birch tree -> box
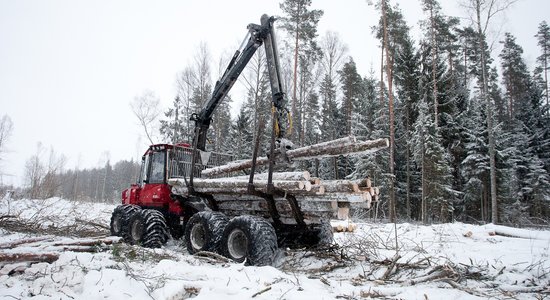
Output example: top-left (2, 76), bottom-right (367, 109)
top-left (131, 90), bottom-right (161, 145)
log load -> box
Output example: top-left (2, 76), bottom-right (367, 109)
top-left (168, 172), bottom-right (378, 224)
top-left (201, 136), bottom-right (389, 177)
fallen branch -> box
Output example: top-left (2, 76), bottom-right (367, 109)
top-left (251, 286), bottom-right (272, 298)
top-left (380, 253), bottom-right (401, 281)
top-left (75, 218), bottom-right (110, 230)
top-left (193, 251), bottom-right (231, 263)
top-left (439, 278), bottom-right (488, 297)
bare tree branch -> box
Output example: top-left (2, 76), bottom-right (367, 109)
top-left (131, 90), bottom-right (161, 145)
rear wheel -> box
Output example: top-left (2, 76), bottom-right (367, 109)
top-left (124, 209), bottom-right (169, 248)
top-left (110, 204), bottom-right (140, 236)
top-left (221, 216), bottom-right (278, 266)
top-left (184, 211), bottom-right (229, 254)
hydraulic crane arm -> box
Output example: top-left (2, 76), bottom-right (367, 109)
top-left (191, 14), bottom-right (288, 151)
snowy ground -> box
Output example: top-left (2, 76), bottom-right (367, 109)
top-left (1, 197), bottom-right (549, 299)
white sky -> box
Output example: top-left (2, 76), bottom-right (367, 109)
top-left (0, 0), bottom-right (548, 187)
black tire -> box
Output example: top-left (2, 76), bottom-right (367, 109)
top-left (315, 221), bottom-right (334, 246)
top-left (124, 209), bottom-right (169, 248)
top-left (221, 216), bottom-right (278, 266)
top-left (110, 204), bottom-right (140, 236)
top-left (185, 211), bottom-right (229, 254)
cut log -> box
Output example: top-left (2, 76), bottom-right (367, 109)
top-left (310, 177), bottom-right (321, 185)
top-left (0, 252), bottom-right (59, 264)
top-left (201, 137), bottom-right (389, 177)
top-left (291, 193), bottom-right (369, 203)
top-left (282, 136), bottom-right (358, 160)
top-left (291, 137), bottom-right (389, 160)
top-left (322, 180), bottom-right (360, 193)
top-left (356, 177), bottom-right (372, 188)
top-left (234, 171), bottom-right (311, 182)
top-left (0, 237), bottom-right (54, 249)
top-left (170, 178), bottom-right (308, 194)
top-left (359, 187), bottom-right (375, 196)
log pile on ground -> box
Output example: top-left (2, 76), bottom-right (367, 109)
top-left (0, 236), bottom-right (121, 275)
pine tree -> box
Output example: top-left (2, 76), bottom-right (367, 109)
top-left (500, 33), bottom-right (532, 124)
top-left (279, 0), bottom-right (323, 143)
top-left (535, 21), bottom-right (550, 109)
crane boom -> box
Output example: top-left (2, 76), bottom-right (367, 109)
top-left (191, 14), bottom-right (288, 151)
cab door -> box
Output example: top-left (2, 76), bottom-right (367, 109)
top-left (139, 150), bottom-right (171, 207)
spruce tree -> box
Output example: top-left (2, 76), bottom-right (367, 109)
top-left (412, 101), bottom-right (454, 223)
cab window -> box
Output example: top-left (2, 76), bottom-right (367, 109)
top-left (148, 151), bottom-right (166, 184)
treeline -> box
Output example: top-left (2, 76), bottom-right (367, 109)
top-left (12, 143), bottom-right (140, 203)
top-left (156, 0), bottom-right (550, 225)
top-left (55, 160), bottom-right (140, 203)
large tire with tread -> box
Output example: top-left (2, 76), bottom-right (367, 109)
top-left (185, 211), bottom-right (229, 254)
top-left (221, 216), bottom-right (278, 266)
top-left (124, 209), bottom-right (169, 248)
top-left (110, 204), bottom-right (140, 236)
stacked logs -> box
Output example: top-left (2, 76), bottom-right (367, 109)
top-left (169, 171), bottom-right (379, 204)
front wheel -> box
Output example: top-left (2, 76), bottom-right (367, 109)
top-left (221, 216), bottom-right (278, 266)
top-left (124, 209), bottom-right (169, 248)
top-left (110, 204), bottom-right (140, 236)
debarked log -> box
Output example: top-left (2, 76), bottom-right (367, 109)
top-left (322, 180), bottom-right (360, 193)
top-left (201, 137), bottom-right (389, 177)
top-left (233, 171), bottom-right (312, 182)
top-left (168, 178), bottom-right (311, 194)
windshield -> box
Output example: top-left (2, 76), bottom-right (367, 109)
top-left (148, 151), bottom-right (166, 184)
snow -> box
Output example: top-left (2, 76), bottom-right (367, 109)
top-left (1, 197), bottom-right (549, 299)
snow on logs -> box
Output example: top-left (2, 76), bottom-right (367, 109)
top-left (168, 173), bottom-right (380, 207)
top-left (200, 136), bottom-right (389, 177)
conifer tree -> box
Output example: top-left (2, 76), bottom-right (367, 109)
top-left (279, 0), bottom-right (323, 143)
top-left (535, 21), bottom-right (550, 109)
top-left (412, 101), bottom-right (455, 223)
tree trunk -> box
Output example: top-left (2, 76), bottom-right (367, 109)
top-left (475, 0), bottom-right (498, 224)
top-left (382, 0), bottom-right (397, 222)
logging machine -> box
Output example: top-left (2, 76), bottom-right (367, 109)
top-left (110, 14), bottom-right (388, 266)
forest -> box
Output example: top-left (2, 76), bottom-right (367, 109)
top-left (1, 0), bottom-right (549, 226)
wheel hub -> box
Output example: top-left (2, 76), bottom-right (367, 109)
top-left (131, 219), bottom-right (143, 241)
top-left (190, 224), bottom-right (206, 251)
top-left (227, 229), bottom-right (247, 260)
top-left (112, 215), bottom-right (121, 233)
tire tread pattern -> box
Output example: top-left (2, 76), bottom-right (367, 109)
top-left (185, 211), bottom-right (229, 254)
top-left (110, 204), bottom-right (140, 236)
top-left (221, 215), bottom-right (278, 266)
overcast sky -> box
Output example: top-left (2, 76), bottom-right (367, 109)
top-left (0, 0), bottom-right (548, 187)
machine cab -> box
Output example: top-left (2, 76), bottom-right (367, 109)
top-left (122, 144), bottom-right (179, 207)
